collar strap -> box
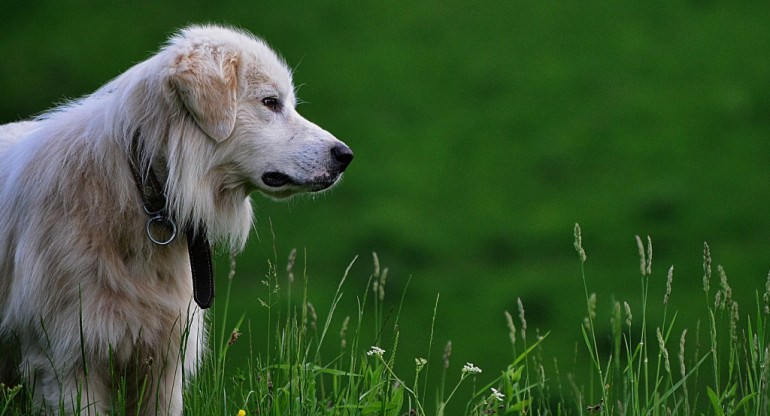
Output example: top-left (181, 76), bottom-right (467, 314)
top-left (187, 226), bottom-right (214, 308)
top-left (129, 131), bottom-right (215, 309)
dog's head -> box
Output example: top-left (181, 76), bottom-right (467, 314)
top-left (165, 25), bottom-right (353, 200)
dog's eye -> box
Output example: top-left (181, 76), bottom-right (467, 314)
top-left (261, 97), bottom-right (281, 112)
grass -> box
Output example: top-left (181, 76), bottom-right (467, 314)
top-left (3, 224), bottom-right (770, 415)
top-left (570, 224), bottom-right (770, 416)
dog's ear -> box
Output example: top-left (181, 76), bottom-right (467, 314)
top-left (169, 48), bottom-right (239, 142)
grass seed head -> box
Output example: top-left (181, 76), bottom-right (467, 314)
top-left (443, 341), bottom-right (452, 369)
top-left (372, 252), bottom-right (380, 279)
top-left (505, 310), bottom-right (516, 345)
top-left (307, 302), bottom-right (317, 332)
top-left (730, 301), bottom-right (739, 344)
top-left (612, 301), bottom-right (621, 335)
top-left (657, 327), bottom-right (671, 374)
top-left (286, 248), bottom-right (297, 283)
top-left (379, 268), bottom-right (388, 301)
top-left (624, 301), bottom-right (632, 327)
top-left (415, 357), bottom-right (427, 373)
top-left (584, 293), bottom-right (597, 330)
top-left (635, 235), bottom-right (652, 276)
top-left (228, 328), bottom-right (241, 346)
top-left (518, 298), bottom-right (527, 341)
top-left (574, 223), bottom-right (586, 262)
top-left (339, 315), bottom-right (350, 349)
top-left (664, 266), bottom-right (674, 306)
top-left (228, 251), bottom-right (237, 280)
top-left (678, 329), bottom-right (687, 378)
top-left (703, 242), bottom-right (712, 294)
top-left (646, 236), bottom-right (653, 275)
top-left (718, 265), bottom-right (732, 310)
top-left (636, 235), bottom-right (646, 276)
top-left (764, 270), bottom-right (770, 314)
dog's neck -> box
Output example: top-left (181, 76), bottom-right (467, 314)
top-left (128, 131), bottom-right (167, 217)
top-left (127, 129), bottom-right (215, 309)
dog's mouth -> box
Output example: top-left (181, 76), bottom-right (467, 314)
top-left (260, 171), bottom-right (340, 198)
top-left (262, 172), bottom-right (293, 187)
top-left (259, 144), bottom-right (353, 199)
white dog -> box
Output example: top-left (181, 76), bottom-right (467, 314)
top-left (0, 25), bottom-right (352, 415)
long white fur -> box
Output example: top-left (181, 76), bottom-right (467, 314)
top-left (0, 25), bottom-right (350, 415)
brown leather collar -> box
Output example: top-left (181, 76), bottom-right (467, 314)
top-left (128, 130), bottom-right (215, 309)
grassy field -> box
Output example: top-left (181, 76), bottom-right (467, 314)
top-left (1, 1), bottom-right (769, 414)
top-left (3, 227), bottom-right (770, 415)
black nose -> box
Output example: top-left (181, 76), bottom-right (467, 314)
top-left (331, 144), bottom-right (354, 172)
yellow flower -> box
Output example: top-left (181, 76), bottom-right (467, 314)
top-left (237, 410), bottom-right (246, 416)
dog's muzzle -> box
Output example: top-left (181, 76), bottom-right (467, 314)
top-left (262, 143), bottom-right (354, 190)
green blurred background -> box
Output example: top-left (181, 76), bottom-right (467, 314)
top-left (2, 0), bottom-right (769, 411)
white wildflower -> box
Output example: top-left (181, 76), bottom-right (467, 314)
top-left (462, 362), bottom-right (482, 375)
top-left (367, 346), bottom-right (385, 357)
top-left (491, 387), bottom-right (505, 402)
